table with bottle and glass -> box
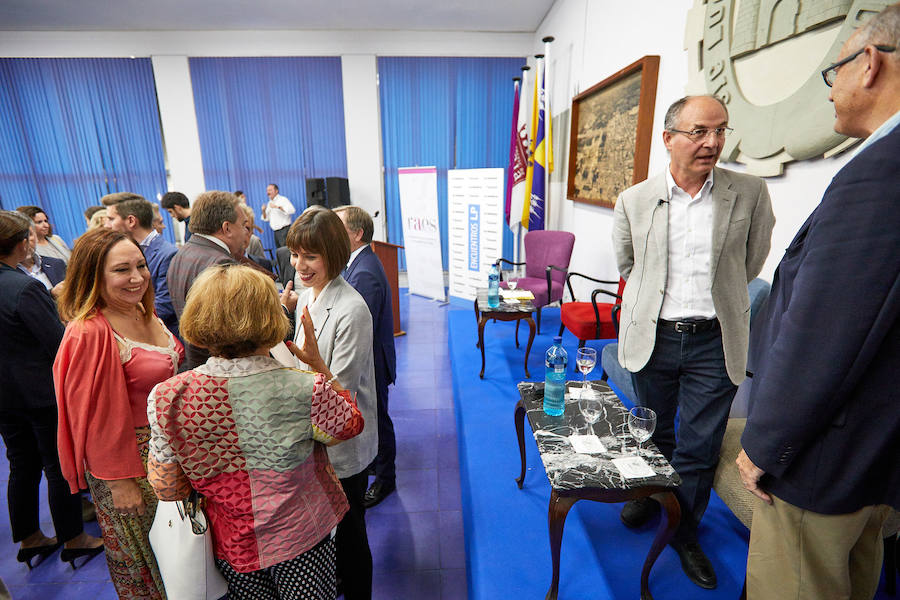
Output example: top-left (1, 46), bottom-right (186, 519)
top-left (473, 287), bottom-right (536, 378)
top-left (514, 380), bottom-right (682, 600)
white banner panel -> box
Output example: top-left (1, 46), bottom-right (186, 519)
top-left (447, 168), bottom-right (505, 301)
top-left (398, 166), bottom-right (446, 301)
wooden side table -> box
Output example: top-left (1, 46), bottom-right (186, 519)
top-left (473, 288), bottom-right (536, 378)
top-left (514, 381), bottom-right (682, 600)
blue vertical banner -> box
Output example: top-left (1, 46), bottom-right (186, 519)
top-left (468, 204), bottom-right (480, 271)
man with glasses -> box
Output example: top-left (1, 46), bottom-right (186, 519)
top-left (613, 95), bottom-right (775, 589)
top-left (738, 5), bottom-right (900, 599)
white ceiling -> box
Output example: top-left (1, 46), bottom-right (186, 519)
top-left (0, 0), bottom-right (555, 32)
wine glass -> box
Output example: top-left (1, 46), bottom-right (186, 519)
top-left (578, 391), bottom-right (603, 435)
top-left (507, 279), bottom-right (518, 291)
top-left (627, 406), bottom-right (656, 456)
top-left (575, 347), bottom-right (597, 394)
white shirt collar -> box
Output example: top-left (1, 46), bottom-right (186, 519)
top-left (347, 244), bottom-right (368, 268)
top-left (136, 229), bottom-right (158, 248)
top-left (856, 107), bottom-right (900, 155)
top-left (666, 165), bottom-right (715, 201)
top-left (194, 233), bottom-right (231, 254)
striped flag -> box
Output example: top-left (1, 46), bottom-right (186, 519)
top-left (506, 72), bottom-right (529, 231)
top-left (527, 58), bottom-right (548, 231)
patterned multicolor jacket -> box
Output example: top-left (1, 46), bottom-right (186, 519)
top-left (147, 355), bottom-right (363, 573)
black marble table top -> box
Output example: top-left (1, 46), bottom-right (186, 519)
top-left (475, 287), bottom-right (534, 313)
top-left (518, 380), bottom-right (681, 492)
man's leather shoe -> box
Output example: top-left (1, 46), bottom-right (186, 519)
top-left (620, 497), bottom-right (660, 528)
top-left (363, 480), bottom-right (395, 509)
top-left (670, 537), bottom-right (717, 589)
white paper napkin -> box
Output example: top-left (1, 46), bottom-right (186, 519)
top-left (568, 435), bottom-right (607, 454)
top-left (612, 456), bottom-right (656, 479)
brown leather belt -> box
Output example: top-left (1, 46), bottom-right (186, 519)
top-left (658, 318), bottom-right (719, 334)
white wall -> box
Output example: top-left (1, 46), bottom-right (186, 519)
top-left (0, 29), bottom-right (531, 241)
top-left (533, 0), bottom-right (854, 298)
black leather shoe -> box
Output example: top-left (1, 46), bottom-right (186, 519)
top-left (620, 497), bottom-right (660, 528)
top-left (670, 537), bottom-right (717, 589)
top-left (363, 480), bottom-right (396, 509)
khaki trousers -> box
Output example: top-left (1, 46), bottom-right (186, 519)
top-left (747, 494), bottom-right (891, 600)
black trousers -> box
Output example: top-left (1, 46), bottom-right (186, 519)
top-left (631, 323), bottom-right (737, 537)
top-left (274, 226), bottom-right (291, 249)
top-left (0, 407), bottom-right (82, 543)
top-left (372, 371), bottom-right (396, 485)
top-left (336, 470), bottom-right (372, 600)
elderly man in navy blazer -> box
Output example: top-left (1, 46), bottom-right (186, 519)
top-left (737, 6), bottom-right (900, 599)
top-left (101, 193), bottom-right (179, 338)
top-left (167, 191), bottom-right (248, 369)
top-left (335, 206), bottom-right (398, 508)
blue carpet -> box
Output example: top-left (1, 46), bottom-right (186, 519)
top-left (448, 302), bottom-right (895, 600)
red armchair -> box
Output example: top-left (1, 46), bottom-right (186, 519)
top-left (558, 273), bottom-right (625, 349)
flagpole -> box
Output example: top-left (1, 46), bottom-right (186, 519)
top-left (543, 36), bottom-right (554, 230)
top-left (515, 65), bottom-right (530, 266)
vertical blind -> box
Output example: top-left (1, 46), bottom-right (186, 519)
top-left (0, 58), bottom-right (170, 245)
top-left (378, 56), bottom-right (523, 269)
top-left (190, 57), bottom-right (348, 252)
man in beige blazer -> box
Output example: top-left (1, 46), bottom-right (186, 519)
top-left (613, 95), bottom-right (774, 589)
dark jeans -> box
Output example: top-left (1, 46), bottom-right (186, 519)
top-left (273, 226), bottom-right (290, 249)
top-left (372, 371), bottom-right (396, 484)
top-left (0, 407), bottom-right (83, 543)
top-left (336, 470), bottom-right (372, 600)
top-left (631, 322), bottom-right (736, 537)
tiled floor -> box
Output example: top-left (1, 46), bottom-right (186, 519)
top-left (0, 290), bottom-right (467, 599)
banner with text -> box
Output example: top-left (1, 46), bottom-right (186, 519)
top-left (448, 168), bottom-right (505, 301)
top-left (398, 166), bottom-right (446, 301)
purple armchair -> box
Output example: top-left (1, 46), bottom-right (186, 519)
top-left (498, 230), bottom-right (575, 333)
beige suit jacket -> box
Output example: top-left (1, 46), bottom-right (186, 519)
top-left (613, 166), bottom-right (775, 384)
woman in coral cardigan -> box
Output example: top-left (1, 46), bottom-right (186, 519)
top-left (147, 265), bottom-right (363, 599)
top-left (54, 228), bottom-right (183, 598)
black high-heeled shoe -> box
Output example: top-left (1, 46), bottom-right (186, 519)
top-left (17, 541), bottom-right (62, 569)
top-left (60, 545), bottom-right (104, 570)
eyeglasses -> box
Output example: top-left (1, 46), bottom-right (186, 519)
top-left (667, 127), bottom-right (733, 142)
top-left (821, 44), bottom-right (896, 87)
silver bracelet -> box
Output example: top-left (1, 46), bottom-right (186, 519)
top-left (326, 374), bottom-right (338, 386)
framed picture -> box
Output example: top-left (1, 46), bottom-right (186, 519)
top-left (566, 55), bottom-right (660, 209)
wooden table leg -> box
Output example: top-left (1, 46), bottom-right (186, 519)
top-left (478, 315), bottom-right (488, 378)
top-left (640, 491), bottom-right (681, 600)
top-left (474, 299), bottom-right (481, 348)
top-left (515, 319), bottom-right (521, 348)
top-left (523, 315), bottom-right (536, 379)
top-left (515, 400), bottom-right (527, 489)
top-left (546, 491), bottom-right (577, 600)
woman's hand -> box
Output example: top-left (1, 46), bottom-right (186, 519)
top-left (280, 280), bottom-right (299, 314)
top-left (106, 478), bottom-right (146, 516)
top-left (287, 306), bottom-right (327, 372)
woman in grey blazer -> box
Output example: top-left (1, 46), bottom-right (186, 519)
top-left (284, 206), bottom-right (377, 600)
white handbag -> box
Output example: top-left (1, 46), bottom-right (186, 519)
top-left (149, 493), bottom-right (229, 600)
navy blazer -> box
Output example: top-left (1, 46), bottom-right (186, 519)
top-left (743, 124), bottom-right (900, 514)
top-left (143, 234), bottom-right (178, 332)
top-left (40, 255), bottom-right (66, 287)
top-left (343, 245), bottom-right (397, 385)
top-left (0, 264), bottom-right (65, 410)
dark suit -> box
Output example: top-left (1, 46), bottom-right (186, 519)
top-left (167, 235), bottom-right (236, 370)
top-left (743, 124), bottom-right (900, 514)
top-left (276, 245), bottom-right (295, 289)
top-left (0, 264), bottom-right (81, 542)
top-left (39, 255), bottom-right (66, 287)
top-left (343, 245), bottom-right (397, 484)
top-left (142, 233), bottom-right (179, 337)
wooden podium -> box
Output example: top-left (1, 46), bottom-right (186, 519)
top-left (372, 240), bottom-right (405, 337)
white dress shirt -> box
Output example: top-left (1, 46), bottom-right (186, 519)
top-left (659, 167), bottom-right (716, 320)
top-left (262, 194), bottom-right (296, 231)
top-left (346, 244), bottom-right (368, 269)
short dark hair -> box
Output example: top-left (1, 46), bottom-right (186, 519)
top-left (111, 198), bottom-right (154, 229)
top-left (101, 192), bottom-right (144, 207)
top-left (285, 206), bottom-right (349, 281)
top-left (333, 205), bottom-right (374, 244)
top-left (160, 191), bottom-right (190, 210)
top-left (15, 205), bottom-right (46, 221)
top-left (0, 210), bottom-right (31, 256)
top-left (267, 183), bottom-right (279, 192)
top-left (189, 191), bottom-right (240, 235)
top-left (664, 95), bottom-right (729, 131)
top-left (233, 190), bottom-right (245, 197)
top-left (84, 206), bottom-right (104, 221)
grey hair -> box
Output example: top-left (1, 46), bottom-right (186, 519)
top-left (855, 3), bottom-right (900, 50)
top-left (664, 95), bottom-right (729, 131)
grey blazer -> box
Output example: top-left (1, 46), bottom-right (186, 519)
top-left (613, 166), bottom-right (775, 384)
top-left (294, 276), bottom-right (378, 479)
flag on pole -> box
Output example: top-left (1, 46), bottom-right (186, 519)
top-left (504, 78), bottom-right (521, 228)
top-left (527, 57), bottom-right (548, 231)
top-left (520, 56), bottom-right (542, 231)
top-left (506, 70), bottom-right (530, 231)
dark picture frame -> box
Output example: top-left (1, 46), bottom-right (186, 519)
top-left (566, 55), bottom-right (660, 209)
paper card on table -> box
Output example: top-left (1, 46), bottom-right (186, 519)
top-left (612, 456), bottom-right (656, 479)
top-left (568, 435), bottom-right (607, 454)
top-left (501, 289), bottom-right (535, 300)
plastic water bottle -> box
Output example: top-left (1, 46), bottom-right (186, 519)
top-left (543, 336), bottom-right (568, 416)
top-left (487, 263), bottom-right (500, 308)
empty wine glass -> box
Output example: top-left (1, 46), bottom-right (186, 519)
top-left (578, 391), bottom-right (603, 436)
top-left (575, 347), bottom-right (597, 394)
top-left (507, 279), bottom-right (518, 291)
top-left (627, 406), bottom-right (656, 456)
